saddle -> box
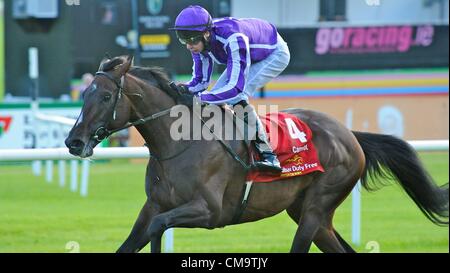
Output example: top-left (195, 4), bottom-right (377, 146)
top-left (231, 111), bottom-right (324, 223)
top-left (246, 112), bottom-right (324, 182)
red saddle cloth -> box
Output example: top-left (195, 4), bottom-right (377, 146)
top-left (247, 112), bottom-right (324, 183)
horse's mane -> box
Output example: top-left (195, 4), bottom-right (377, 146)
top-left (129, 66), bottom-right (171, 89)
top-left (99, 56), bottom-right (178, 99)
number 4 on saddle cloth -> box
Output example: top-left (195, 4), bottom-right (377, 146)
top-left (247, 112), bottom-right (324, 183)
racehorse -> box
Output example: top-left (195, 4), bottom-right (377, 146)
top-left (65, 55), bottom-right (448, 253)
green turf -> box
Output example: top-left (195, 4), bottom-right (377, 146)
top-left (0, 152), bottom-right (448, 253)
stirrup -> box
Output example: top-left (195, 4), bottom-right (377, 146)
top-left (251, 160), bottom-right (282, 173)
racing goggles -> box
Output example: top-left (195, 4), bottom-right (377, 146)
top-left (178, 35), bottom-right (204, 45)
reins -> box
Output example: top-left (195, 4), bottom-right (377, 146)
top-left (92, 70), bottom-right (250, 169)
top-left (94, 67), bottom-right (253, 224)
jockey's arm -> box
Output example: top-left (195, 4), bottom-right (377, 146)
top-left (199, 34), bottom-right (250, 105)
top-left (185, 53), bottom-right (213, 94)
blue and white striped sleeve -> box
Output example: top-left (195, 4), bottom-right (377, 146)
top-left (200, 34), bottom-right (251, 104)
top-left (186, 53), bottom-right (213, 93)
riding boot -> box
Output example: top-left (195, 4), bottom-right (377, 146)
top-left (239, 101), bottom-right (282, 173)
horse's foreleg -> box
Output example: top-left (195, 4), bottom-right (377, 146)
top-left (117, 199), bottom-right (160, 253)
top-left (147, 199), bottom-right (213, 253)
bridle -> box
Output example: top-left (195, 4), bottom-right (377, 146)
top-left (90, 69), bottom-right (249, 169)
top-left (93, 66), bottom-right (252, 225)
top-left (92, 71), bottom-right (172, 142)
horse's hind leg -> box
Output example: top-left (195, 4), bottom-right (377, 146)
top-left (287, 204), bottom-right (355, 253)
top-left (289, 164), bottom-right (360, 253)
top-left (313, 227), bottom-right (347, 253)
top-left (333, 229), bottom-right (356, 253)
top-left (287, 190), bottom-right (324, 252)
top-left (286, 193), bottom-right (304, 223)
top-left (312, 215), bottom-right (356, 253)
top-left (290, 209), bottom-right (322, 253)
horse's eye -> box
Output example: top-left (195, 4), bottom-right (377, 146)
top-left (103, 94), bottom-right (112, 102)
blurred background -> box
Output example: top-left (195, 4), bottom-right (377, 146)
top-left (0, 0), bottom-right (448, 253)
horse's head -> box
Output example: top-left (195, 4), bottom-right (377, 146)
top-left (65, 55), bottom-right (133, 158)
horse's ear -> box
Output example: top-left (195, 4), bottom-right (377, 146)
top-left (98, 56), bottom-right (111, 72)
top-left (126, 54), bottom-right (134, 64)
top-left (117, 55), bottom-right (134, 76)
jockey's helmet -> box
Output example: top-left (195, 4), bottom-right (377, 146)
top-left (170, 5), bottom-right (213, 45)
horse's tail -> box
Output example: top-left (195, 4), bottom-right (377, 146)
top-left (352, 131), bottom-right (449, 226)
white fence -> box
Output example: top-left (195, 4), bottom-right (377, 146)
top-left (0, 147), bottom-right (150, 161)
top-left (0, 140), bottom-right (448, 251)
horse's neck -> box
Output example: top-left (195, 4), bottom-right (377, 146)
top-left (136, 114), bottom-right (176, 156)
top-left (126, 76), bottom-right (180, 157)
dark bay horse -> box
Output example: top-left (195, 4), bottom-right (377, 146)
top-left (65, 56), bottom-right (448, 253)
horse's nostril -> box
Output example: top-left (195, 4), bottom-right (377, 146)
top-left (67, 139), bottom-right (85, 156)
top-left (70, 140), bottom-right (84, 149)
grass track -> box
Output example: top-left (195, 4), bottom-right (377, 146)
top-left (0, 152), bottom-right (448, 253)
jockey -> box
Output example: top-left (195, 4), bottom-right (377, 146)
top-left (171, 5), bottom-right (290, 173)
